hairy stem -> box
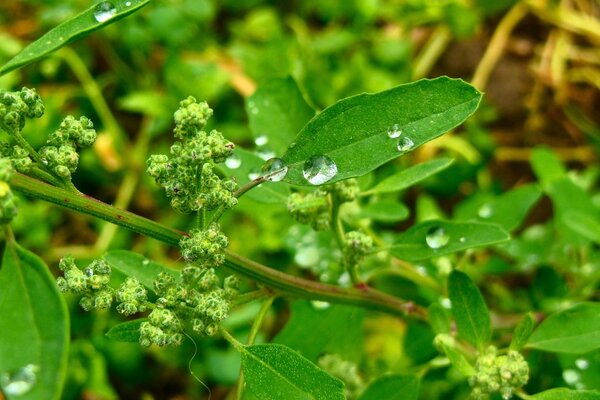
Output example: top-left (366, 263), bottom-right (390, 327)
top-left (11, 173), bottom-right (427, 319)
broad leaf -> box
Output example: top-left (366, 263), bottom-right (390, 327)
top-left (448, 270), bottom-right (491, 350)
top-left (358, 200), bottom-right (410, 223)
top-left (428, 302), bottom-right (452, 334)
top-left (274, 301), bottom-right (364, 362)
top-left (241, 343), bottom-right (345, 400)
top-left (363, 158), bottom-right (454, 195)
top-left (105, 319), bottom-right (146, 343)
top-left (0, 244), bottom-right (69, 400)
top-left (282, 77), bottom-right (482, 185)
top-left (510, 313), bottom-right (535, 351)
top-left (357, 374), bottom-right (420, 400)
top-left (390, 220), bottom-right (510, 261)
top-left (529, 388), bottom-right (600, 400)
top-left (435, 335), bottom-right (476, 376)
top-left (0, 0), bottom-right (150, 75)
top-left (103, 250), bottom-right (178, 291)
top-left (221, 147), bottom-right (289, 204)
top-left (526, 303), bottom-right (600, 354)
top-left (246, 77), bottom-right (315, 155)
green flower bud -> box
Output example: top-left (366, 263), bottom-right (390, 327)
top-left (173, 97), bottom-right (213, 139)
top-left (469, 347), bottom-right (529, 400)
top-left (326, 179), bottom-right (359, 203)
top-left (287, 190), bottom-right (330, 231)
top-left (180, 223), bottom-right (228, 268)
top-left (342, 230), bottom-right (373, 271)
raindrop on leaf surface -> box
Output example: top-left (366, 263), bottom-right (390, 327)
top-left (425, 226), bottom-right (449, 249)
top-left (0, 364), bottom-right (39, 396)
top-left (93, 1), bottom-right (117, 23)
top-left (387, 123), bottom-right (402, 139)
top-left (302, 155), bottom-right (337, 185)
top-left (397, 137), bottom-right (414, 152)
top-left (261, 158), bottom-right (288, 182)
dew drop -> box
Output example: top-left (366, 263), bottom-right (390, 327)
top-left (387, 123), bottom-right (402, 139)
top-left (125, 1), bottom-right (132, 5)
top-left (563, 369), bottom-right (581, 386)
top-left (478, 203), bottom-right (493, 219)
top-left (440, 298), bottom-right (452, 309)
top-left (85, 267), bottom-right (94, 278)
top-left (261, 158), bottom-right (288, 182)
top-left (459, 236), bottom-right (466, 243)
top-left (1, 364), bottom-right (39, 396)
top-left (248, 169), bottom-right (261, 180)
top-left (142, 259), bottom-right (150, 266)
top-left (302, 155), bottom-right (337, 185)
top-left (224, 154), bottom-right (242, 169)
top-left (425, 226), bottom-right (449, 249)
top-left (93, 1), bottom-right (117, 23)
top-left (254, 135), bottom-right (268, 147)
top-left (256, 148), bottom-right (275, 161)
top-left (575, 358), bottom-right (590, 370)
top-left (310, 300), bottom-right (330, 310)
top-left (397, 137), bottom-right (414, 152)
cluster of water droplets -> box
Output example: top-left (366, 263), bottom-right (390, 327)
top-left (562, 358), bottom-right (590, 390)
top-left (387, 123), bottom-right (415, 153)
top-left (0, 364), bottom-right (39, 396)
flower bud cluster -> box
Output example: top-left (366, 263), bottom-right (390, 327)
top-left (469, 346), bottom-right (529, 400)
top-left (287, 189), bottom-right (330, 231)
top-left (0, 158), bottom-right (18, 224)
top-left (116, 277), bottom-right (148, 315)
top-left (39, 116), bottom-right (96, 179)
top-left (146, 97), bottom-right (237, 214)
top-left (57, 257), bottom-right (114, 311)
top-left (342, 230), bottom-right (373, 271)
top-left (179, 223), bottom-right (228, 268)
top-left (326, 179), bottom-right (359, 203)
top-left (318, 354), bottom-right (364, 400)
top-left (0, 88), bottom-right (44, 133)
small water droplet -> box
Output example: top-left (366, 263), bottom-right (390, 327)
top-left (254, 135), bottom-right (268, 146)
top-left (416, 266), bottom-right (428, 276)
top-left (261, 158), bottom-right (288, 182)
top-left (303, 155), bottom-right (338, 185)
top-left (142, 259), bottom-right (150, 266)
top-left (85, 267), bottom-right (94, 278)
top-left (440, 298), bottom-right (452, 309)
top-left (478, 203), bottom-right (493, 219)
top-left (93, 1), bottom-right (117, 22)
top-left (248, 169), bottom-right (260, 180)
top-left (459, 236), bottom-right (466, 243)
top-left (310, 300), bottom-right (330, 310)
top-left (387, 123), bottom-right (402, 139)
top-left (1, 364), bottom-right (39, 396)
top-left (256, 148), bottom-right (275, 161)
top-left (575, 358), bottom-right (590, 370)
top-left (397, 137), bottom-right (414, 152)
top-left (425, 226), bottom-right (449, 249)
top-left (125, 1), bottom-right (132, 5)
top-left (224, 154), bottom-right (242, 169)
top-left (563, 369), bottom-right (581, 386)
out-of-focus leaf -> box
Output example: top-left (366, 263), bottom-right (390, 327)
top-left (531, 147), bottom-right (567, 188)
top-left (510, 313), bottom-right (535, 351)
top-left (105, 319), bottom-right (146, 343)
top-left (563, 210), bottom-right (600, 244)
top-left (103, 250), bottom-right (178, 291)
top-left (358, 200), bottom-right (410, 223)
top-left (357, 374), bottom-right (420, 400)
top-left (528, 388), bottom-right (600, 400)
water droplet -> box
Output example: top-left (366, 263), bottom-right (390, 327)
top-left (440, 298), bottom-right (452, 309)
top-left (310, 300), bottom-right (330, 310)
top-left (425, 226), bottom-right (449, 249)
top-left (256, 148), bottom-right (275, 161)
top-left (93, 1), bottom-right (117, 23)
top-left (85, 267), bottom-right (94, 278)
top-left (575, 358), bottom-right (590, 370)
top-left (397, 137), bottom-right (414, 152)
top-left (224, 154), bottom-right (241, 169)
top-left (261, 158), bottom-right (288, 182)
top-left (1, 364), bottom-right (39, 396)
top-left (142, 259), bottom-right (150, 266)
top-left (478, 203), bottom-right (493, 219)
top-left (459, 236), bottom-right (466, 243)
top-left (563, 369), bottom-right (581, 386)
top-left (387, 123), bottom-right (402, 139)
top-left (416, 266), bottom-right (428, 276)
top-left (125, 1), bottom-right (132, 5)
top-left (303, 155), bottom-right (338, 185)
top-left (248, 169), bottom-right (260, 180)
top-left (294, 247), bottom-right (319, 267)
top-left (254, 135), bottom-right (268, 146)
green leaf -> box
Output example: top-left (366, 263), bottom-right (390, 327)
top-left (282, 77), bottom-right (482, 185)
top-left (240, 343), bottom-right (345, 400)
top-left (448, 270), bottom-right (491, 350)
top-left (103, 250), bottom-right (178, 291)
top-left (105, 319), bottom-right (146, 343)
top-left (358, 200), bottom-right (410, 223)
top-left (428, 302), bottom-right (452, 334)
top-left (274, 301), bottom-right (364, 362)
top-left (247, 77), bottom-right (315, 155)
top-left (434, 335), bottom-right (476, 376)
top-left (221, 147), bottom-right (289, 204)
top-left (357, 374), bottom-right (420, 400)
top-left (528, 388), bottom-right (600, 400)
top-left (364, 158), bottom-right (454, 195)
top-left (0, 0), bottom-right (150, 76)
top-left (530, 147), bottom-right (567, 188)
top-left (510, 313), bottom-right (535, 351)
top-left (0, 244), bottom-right (69, 400)
top-left (562, 210), bottom-right (600, 244)
top-left (390, 220), bottom-right (510, 261)
top-left (526, 303), bottom-right (600, 354)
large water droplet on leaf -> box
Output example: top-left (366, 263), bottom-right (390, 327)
top-left (387, 123), bottom-right (402, 139)
top-left (397, 137), bottom-right (414, 152)
top-left (425, 226), bottom-right (449, 249)
top-left (261, 158), bottom-right (288, 182)
top-left (1, 364), bottom-right (39, 396)
top-left (303, 155), bottom-right (337, 185)
top-left (224, 154), bottom-right (241, 169)
top-left (93, 1), bottom-right (117, 22)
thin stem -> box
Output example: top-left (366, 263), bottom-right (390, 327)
top-left (2, 224), bottom-right (15, 244)
top-left (330, 195), bottom-right (360, 284)
top-left (234, 176), bottom-right (266, 198)
top-left (220, 327), bottom-right (243, 350)
top-left (412, 26), bottom-right (452, 80)
top-left (10, 173), bottom-right (427, 319)
top-left (232, 288), bottom-right (272, 307)
top-left (28, 166), bottom-right (64, 187)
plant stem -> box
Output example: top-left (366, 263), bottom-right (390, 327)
top-left (10, 173), bottom-right (427, 319)
top-left (413, 26), bottom-right (452, 80)
top-left (220, 327), bottom-right (243, 350)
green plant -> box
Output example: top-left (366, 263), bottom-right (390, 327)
top-left (1, 1), bottom-right (600, 400)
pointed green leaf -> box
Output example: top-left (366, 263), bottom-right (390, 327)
top-left (358, 374), bottom-right (420, 400)
top-left (0, 244), bottom-right (69, 400)
top-left (364, 158), bottom-right (454, 195)
top-left (563, 210), bottom-right (600, 244)
top-left (247, 77), bottom-right (315, 155)
top-left (448, 270), bottom-right (491, 350)
top-left (510, 313), bottom-right (535, 351)
top-left (282, 77), bottom-right (482, 185)
top-left (103, 250), bottom-right (177, 291)
top-left (241, 343), bottom-right (345, 400)
top-left (526, 303), bottom-right (600, 354)
top-left (390, 220), bottom-right (510, 261)
top-left (528, 388), bottom-right (600, 400)
top-left (0, 0), bottom-right (150, 76)
top-left (434, 335), bottom-right (476, 376)
top-left (105, 319), bottom-right (146, 343)
top-left (358, 200), bottom-right (410, 223)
